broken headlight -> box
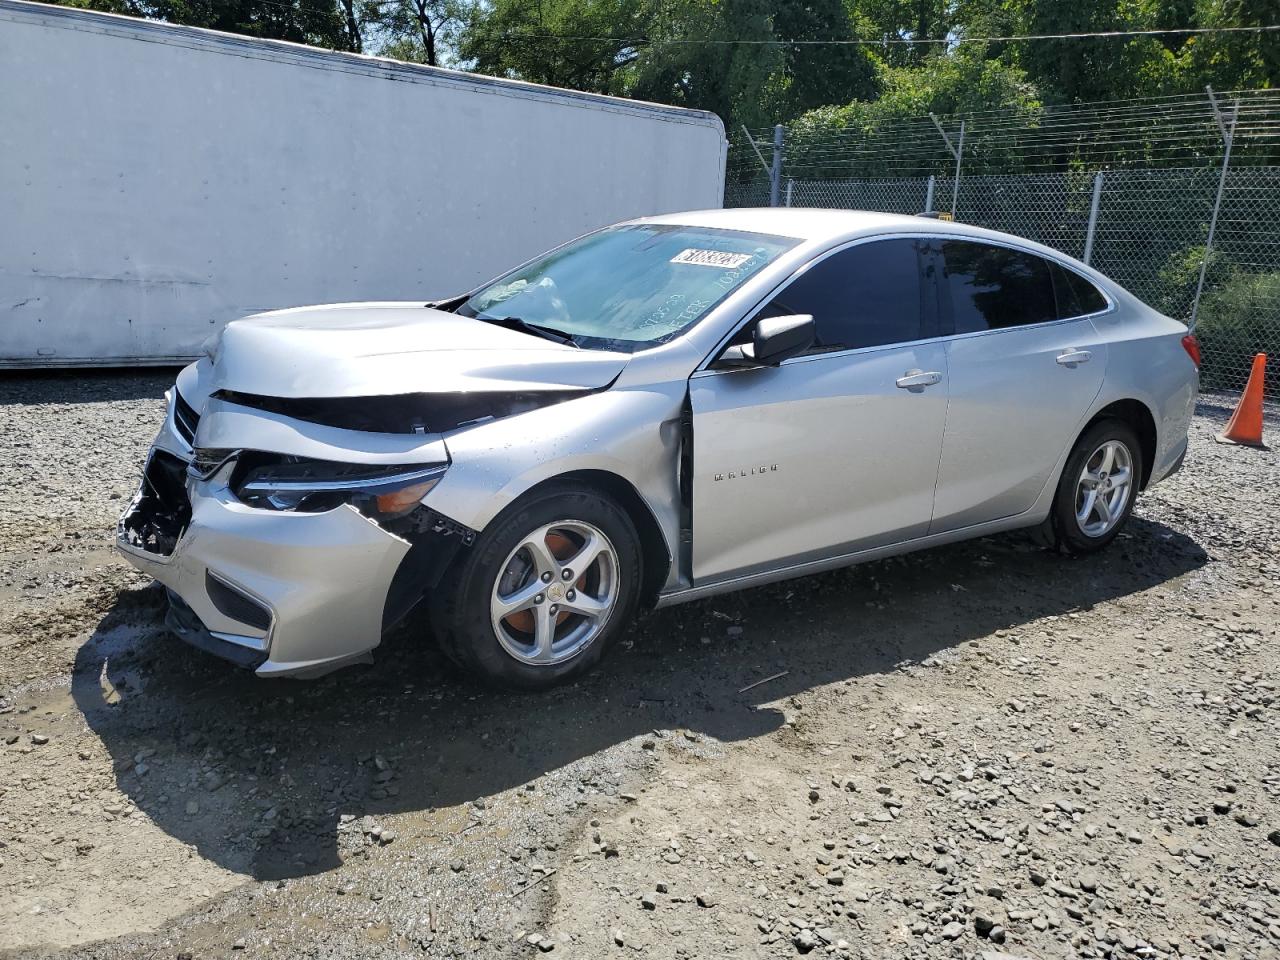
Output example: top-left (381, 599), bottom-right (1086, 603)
top-left (230, 454), bottom-right (448, 519)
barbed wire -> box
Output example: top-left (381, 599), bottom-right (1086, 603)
top-left (482, 24), bottom-right (1280, 47)
top-left (728, 89), bottom-right (1280, 179)
top-left (735, 89), bottom-right (1280, 139)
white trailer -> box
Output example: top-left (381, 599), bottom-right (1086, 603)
top-left (0, 0), bottom-right (726, 366)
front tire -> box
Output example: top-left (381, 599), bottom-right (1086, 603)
top-left (430, 484), bottom-right (642, 690)
top-left (1045, 419), bottom-right (1143, 555)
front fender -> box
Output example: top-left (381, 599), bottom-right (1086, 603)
top-left (425, 385), bottom-right (686, 588)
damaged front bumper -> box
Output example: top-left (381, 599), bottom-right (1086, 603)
top-left (116, 392), bottom-right (470, 678)
top-left (118, 450), bottom-right (413, 676)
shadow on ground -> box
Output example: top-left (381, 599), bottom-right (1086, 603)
top-left (71, 516), bottom-right (1207, 881)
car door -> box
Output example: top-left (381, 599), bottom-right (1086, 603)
top-left (689, 237), bottom-right (949, 583)
top-left (929, 239), bottom-right (1109, 534)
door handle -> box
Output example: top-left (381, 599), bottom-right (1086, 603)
top-left (1056, 349), bottom-right (1093, 367)
top-left (895, 369), bottom-right (943, 391)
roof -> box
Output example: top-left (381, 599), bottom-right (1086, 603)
top-left (639, 207), bottom-right (1105, 277)
top-left (640, 207), bottom-right (925, 242)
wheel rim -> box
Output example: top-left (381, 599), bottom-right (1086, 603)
top-left (490, 520), bottom-right (619, 666)
top-left (1075, 439), bottom-right (1134, 538)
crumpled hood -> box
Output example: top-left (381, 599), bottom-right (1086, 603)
top-left (205, 302), bottom-right (629, 398)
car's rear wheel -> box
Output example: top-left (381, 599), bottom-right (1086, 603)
top-left (1044, 419), bottom-right (1142, 555)
top-left (430, 484), bottom-right (642, 689)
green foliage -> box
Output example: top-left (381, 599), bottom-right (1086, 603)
top-left (459, 0), bottom-right (648, 91)
top-left (1156, 244), bottom-right (1214, 318)
top-left (64, 0), bottom-right (357, 49)
top-left (363, 0), bottom-right (466, 65)
top-left (785, 52), bottom-right (1041, 177)
top-left (1005, 0), bottom-right (1175, 103)
top-left (1195, 269), bottom-right (1280, 388)
top-left (457, 0), bottom-right (877, 129)
top-left (1172, 0), bottom-right (1280, 93)
top-left (42, 0), bottom-right (1280, 139)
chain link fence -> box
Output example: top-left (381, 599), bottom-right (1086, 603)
top-left (725, 92), bottom-right (1280, 392)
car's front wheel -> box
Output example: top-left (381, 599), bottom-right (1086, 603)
top-left (430, 484), bottom-right (642, 689)
top-left (1044, 418), bottom-right (1143, 555)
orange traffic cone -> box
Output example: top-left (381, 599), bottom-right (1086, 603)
top-left (1215, 353), bottom-right (1268, 448)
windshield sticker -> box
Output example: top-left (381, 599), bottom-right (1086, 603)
top-left (670, 248), bottom-right (754, 268)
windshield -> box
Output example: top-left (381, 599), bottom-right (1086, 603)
top-left (458, 224), bottom-right (799, 351)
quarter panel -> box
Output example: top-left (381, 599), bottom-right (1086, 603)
top-left (1086, 304), bottom-right (1197, 483)
top-left (931, 318), bottom-right (1107, 532)
top-left (426, 385), bottom-right (686, 588)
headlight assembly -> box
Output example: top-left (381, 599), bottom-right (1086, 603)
top-left (226, 453), bottom-right (448, 519)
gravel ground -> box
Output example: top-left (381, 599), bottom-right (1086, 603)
top-left (0, 372), bottom-right (1277, 960)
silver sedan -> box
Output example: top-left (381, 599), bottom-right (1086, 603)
top-left (117, 209), bottom-right (1199, 688)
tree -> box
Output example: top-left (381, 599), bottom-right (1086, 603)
top-left (1003, 0), bottom-right (1174, 103)
top-left (459, 0), bottom-right (877, 130)
top-left (366, 0), bottom-right (467, 65)
top-left (61, 0), bottom-right (356, 49)
top-left (459, 0), bottom-right (648, 91)
top-left (784, 51), bottom-right (1042, 177)
top-left (1171, 0), bottom-right (1280, 92)
top-left (769, 0), bottom-right (879, 118)
top-left (855, 0), bottom-right (955, 66)
top-left (44, 0), bottom-right (1280, 139)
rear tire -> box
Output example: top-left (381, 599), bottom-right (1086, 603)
top-left (1044, 419), bottom-right (1143, 555)
top-left (430, 483), bottom-right (642, 690)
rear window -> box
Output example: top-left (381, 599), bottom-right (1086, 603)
top-left (940, 240), bottom-right (1057, 333)
top-left (1050, 262), bottom-right (1109, 318)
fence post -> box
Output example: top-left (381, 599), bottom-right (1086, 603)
top-left (769, 124), bottom-right (785, 207)
top-left (929, 113), bottom-right (965, 218)
top-left (1191, 88), bottom-right (1238, 329)
top-left (924, 175), bottom-right (935, 214)
top-left (785, 179), bottom-right (794, 207)
top-left (1083, 171), bottom-right (1104, 265)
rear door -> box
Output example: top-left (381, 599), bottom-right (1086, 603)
top-left (690, 237), bottom-right (949, 582)
top-left (929, 239), bottom-right (1109, 533)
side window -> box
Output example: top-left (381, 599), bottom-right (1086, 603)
top-left (1050, 261), bottom-right (1108, 318)
top-left (757, 239), bottom-right (923, 352)
top-left (940, 240), bottom-right (1057, 333)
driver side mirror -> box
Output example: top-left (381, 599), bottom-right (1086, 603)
top-left (717, 314), bottom-right (815, 368)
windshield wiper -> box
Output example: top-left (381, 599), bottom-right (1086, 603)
top-left (476, 315), bottom-right (578, 348)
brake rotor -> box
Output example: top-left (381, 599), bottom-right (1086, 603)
top-left (503, 529), bottom-right (588, 634)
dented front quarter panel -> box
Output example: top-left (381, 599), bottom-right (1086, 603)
top-left (427, 382), bottom-right (687, 590)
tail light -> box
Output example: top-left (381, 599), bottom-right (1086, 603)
top-left (1181, 334), bottom-right (1201, 368)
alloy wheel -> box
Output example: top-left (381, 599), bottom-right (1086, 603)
top-left (1075, 439), bottom-right (1134, 538)
top-left (490, 520), bottom-right (619, 665)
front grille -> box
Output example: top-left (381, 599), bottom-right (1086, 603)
top-left (118, 450), bottom-right (193, 556)
top-left (173, 390), bottom-right (200, 445)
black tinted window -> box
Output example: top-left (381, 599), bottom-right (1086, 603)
top-left (940, 241), bottom-right (1056, 333)
top-left (1050, 262), bottom-right (1108, 318)
top-left (761, 239), bottom-right (922, 352)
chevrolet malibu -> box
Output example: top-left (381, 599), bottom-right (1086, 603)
top-left (118, 209), bottom-right (1199, 688)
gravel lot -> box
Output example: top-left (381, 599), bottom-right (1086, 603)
top-left (1, 372), bottom-right (1278, 960)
